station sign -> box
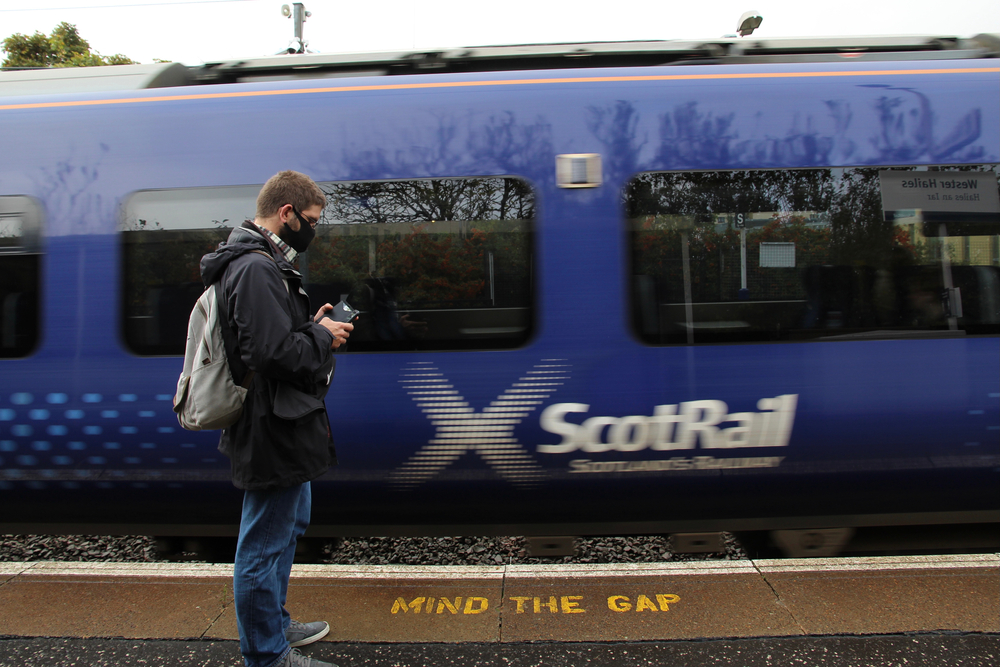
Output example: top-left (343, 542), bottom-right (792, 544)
top-left (879, 171), bottom-right (999, 236)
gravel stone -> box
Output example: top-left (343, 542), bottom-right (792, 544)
top-left (323, 534), bottom-right (746, 565)
top-left (0, 532), bottom-right (746, 564)
top-left (0, 534), bottom-right (156, 562)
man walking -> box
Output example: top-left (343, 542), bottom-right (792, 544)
top-left (200, 170), bottom-right (352, 667)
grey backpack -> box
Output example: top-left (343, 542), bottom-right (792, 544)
top-left (173, 250), bottom-right (274, 431)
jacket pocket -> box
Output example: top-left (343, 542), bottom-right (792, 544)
top-left (273, 382), bottom-right (327, 421)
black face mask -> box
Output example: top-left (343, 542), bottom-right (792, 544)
top-left (280, 208), bottom-right (316, 252)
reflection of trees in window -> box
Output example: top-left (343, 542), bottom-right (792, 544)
top-left (654, 102), bottom-right (736, 169)
top-left (312, 178), bottom-right (533, 309)
top-left (827, 168), bottom-right (901, 268)
top-left (627, 166), bottom-right (999, 345)
top-left (0, 200), bottom-right (41, 358)
top-left (303, 178), bottom-right (535, 351)
top-left (631, 215), bottom-right (837, 305)
top-left (323, 178), bottom-right (534, 226)
top-left (627, 170), bottom-right (838, 304)
top-left (872, 88), bottom-right (985, 163)
top-left (324, 112), bottom-right (553, 188)
top-left (121, 216), bottom-right (232, 355)
top-left (305, 232), bottom-right (370, 298)
top-left (586, 101), bottom-right (644, 185)
top-left (378, 228), bottom-right (488, 305)
top-left (627, 170), bottom-right (834, 221)
top-left (122, 219), bottom-right (229, 317)
top-left (120, 178), bottom-right (536, 355)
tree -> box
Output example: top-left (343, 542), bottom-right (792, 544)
top-left (2, 22), bottom-right (136, 68)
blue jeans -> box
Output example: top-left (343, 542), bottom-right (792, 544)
top-left (234, 482), bottom-right (311, 667)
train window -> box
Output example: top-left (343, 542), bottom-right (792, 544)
top-left (121, 177), bottom-right (534, 355)
top-left (626, 165), bottom-right (1000, 345)
top-left (121, 186), bottom-right (258, 356)
top-left (310, 178), bottom-right (534, 352)
top-left (0, 196), bottom-right (42, 358)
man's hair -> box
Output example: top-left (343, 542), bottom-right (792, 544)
top-left (256, 170), bottom-right (326, 218)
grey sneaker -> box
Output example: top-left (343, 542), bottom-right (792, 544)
top-left (286, 619), bottom-right (330, 648)
top-left (280, 648), bottom-right (337, 667)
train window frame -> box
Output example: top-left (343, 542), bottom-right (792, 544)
top-left (0, 195), bottom-right (44, 359)
top-left (119, 177), bottom-right (537, 356)
top-left (625, 164), bottom-right (1000, 347)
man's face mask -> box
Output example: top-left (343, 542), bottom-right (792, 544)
top-left (281, 207), bottom-right (317, 252)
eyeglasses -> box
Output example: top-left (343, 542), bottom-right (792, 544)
top-left (291, 207), bottom-right (318, 227)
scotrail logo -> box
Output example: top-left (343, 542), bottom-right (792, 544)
top-left (392, 357), bottom-right (797, 486)
top-left (537, 395), bottom-right (798, 453)
top-left (390, 359), bottom-right (572, 488)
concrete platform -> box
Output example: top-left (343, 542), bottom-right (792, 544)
top-left (0, 555), bottom-right (997, 643)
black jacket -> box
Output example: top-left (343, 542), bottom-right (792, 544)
top-left (200, 222), bottom-right (336, 490)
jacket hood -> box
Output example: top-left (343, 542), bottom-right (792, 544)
top-left (200, 223), bottom-right (273, 286)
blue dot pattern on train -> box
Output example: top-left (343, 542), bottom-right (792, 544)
top-left (0, 391), bottom-right (221, 491)
top-left (4, 385), bottom-right (998, 492)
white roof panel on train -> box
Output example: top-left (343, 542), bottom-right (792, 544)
top-left (1, 34), bottom-right (997, 95)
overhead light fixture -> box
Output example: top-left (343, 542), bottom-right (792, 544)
top-left (737, 10), bottom-right (763, 37)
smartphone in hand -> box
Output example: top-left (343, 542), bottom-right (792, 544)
top-left (322, 299), bottom-right (359, 324)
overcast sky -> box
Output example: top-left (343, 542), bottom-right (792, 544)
top-left (2, 0), bottom-right (999, 66)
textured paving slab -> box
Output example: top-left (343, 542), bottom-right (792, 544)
top-left (758, 555), bottom-right (1000, 635)
top-left (209, 565), bottom-right (504, 642)
top-left (0, 556), bottom-right (996, 644)
top-left (501, 562), bottom-right (801, 641)
top-left (0, 563), bottom-right (233, 639)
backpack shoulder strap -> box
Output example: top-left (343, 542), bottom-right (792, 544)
top-left (246, 248), bottom-right (291, 293)
top-left (249, 248), bottom-right (277, 263)
top-left (215, 281), bottom-right (254, 390)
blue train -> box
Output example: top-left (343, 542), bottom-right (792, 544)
top-left (1, 35), bottom-right (998, 557)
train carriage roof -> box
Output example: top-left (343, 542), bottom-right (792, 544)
top-left (2, 33), bottom-right (998, 96)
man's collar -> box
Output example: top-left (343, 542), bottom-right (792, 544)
top-left (252, 221), bottom-right (297, 264)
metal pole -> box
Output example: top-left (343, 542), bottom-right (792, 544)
top-left (681, 231), bottom-right (693, 345)
top-left (489, 251), bottom-right (495, 306)
top-left (740, 227), bottom-right (747, 291)
top-left (293, 3), bottom-right (307, 52)
top-left (736, 213), bottom-right (748, 300)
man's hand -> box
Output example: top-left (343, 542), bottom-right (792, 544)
top-left (318, 317), bottom-right (353, 349)
top-left (315, 303), bottom-right (353, 349)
